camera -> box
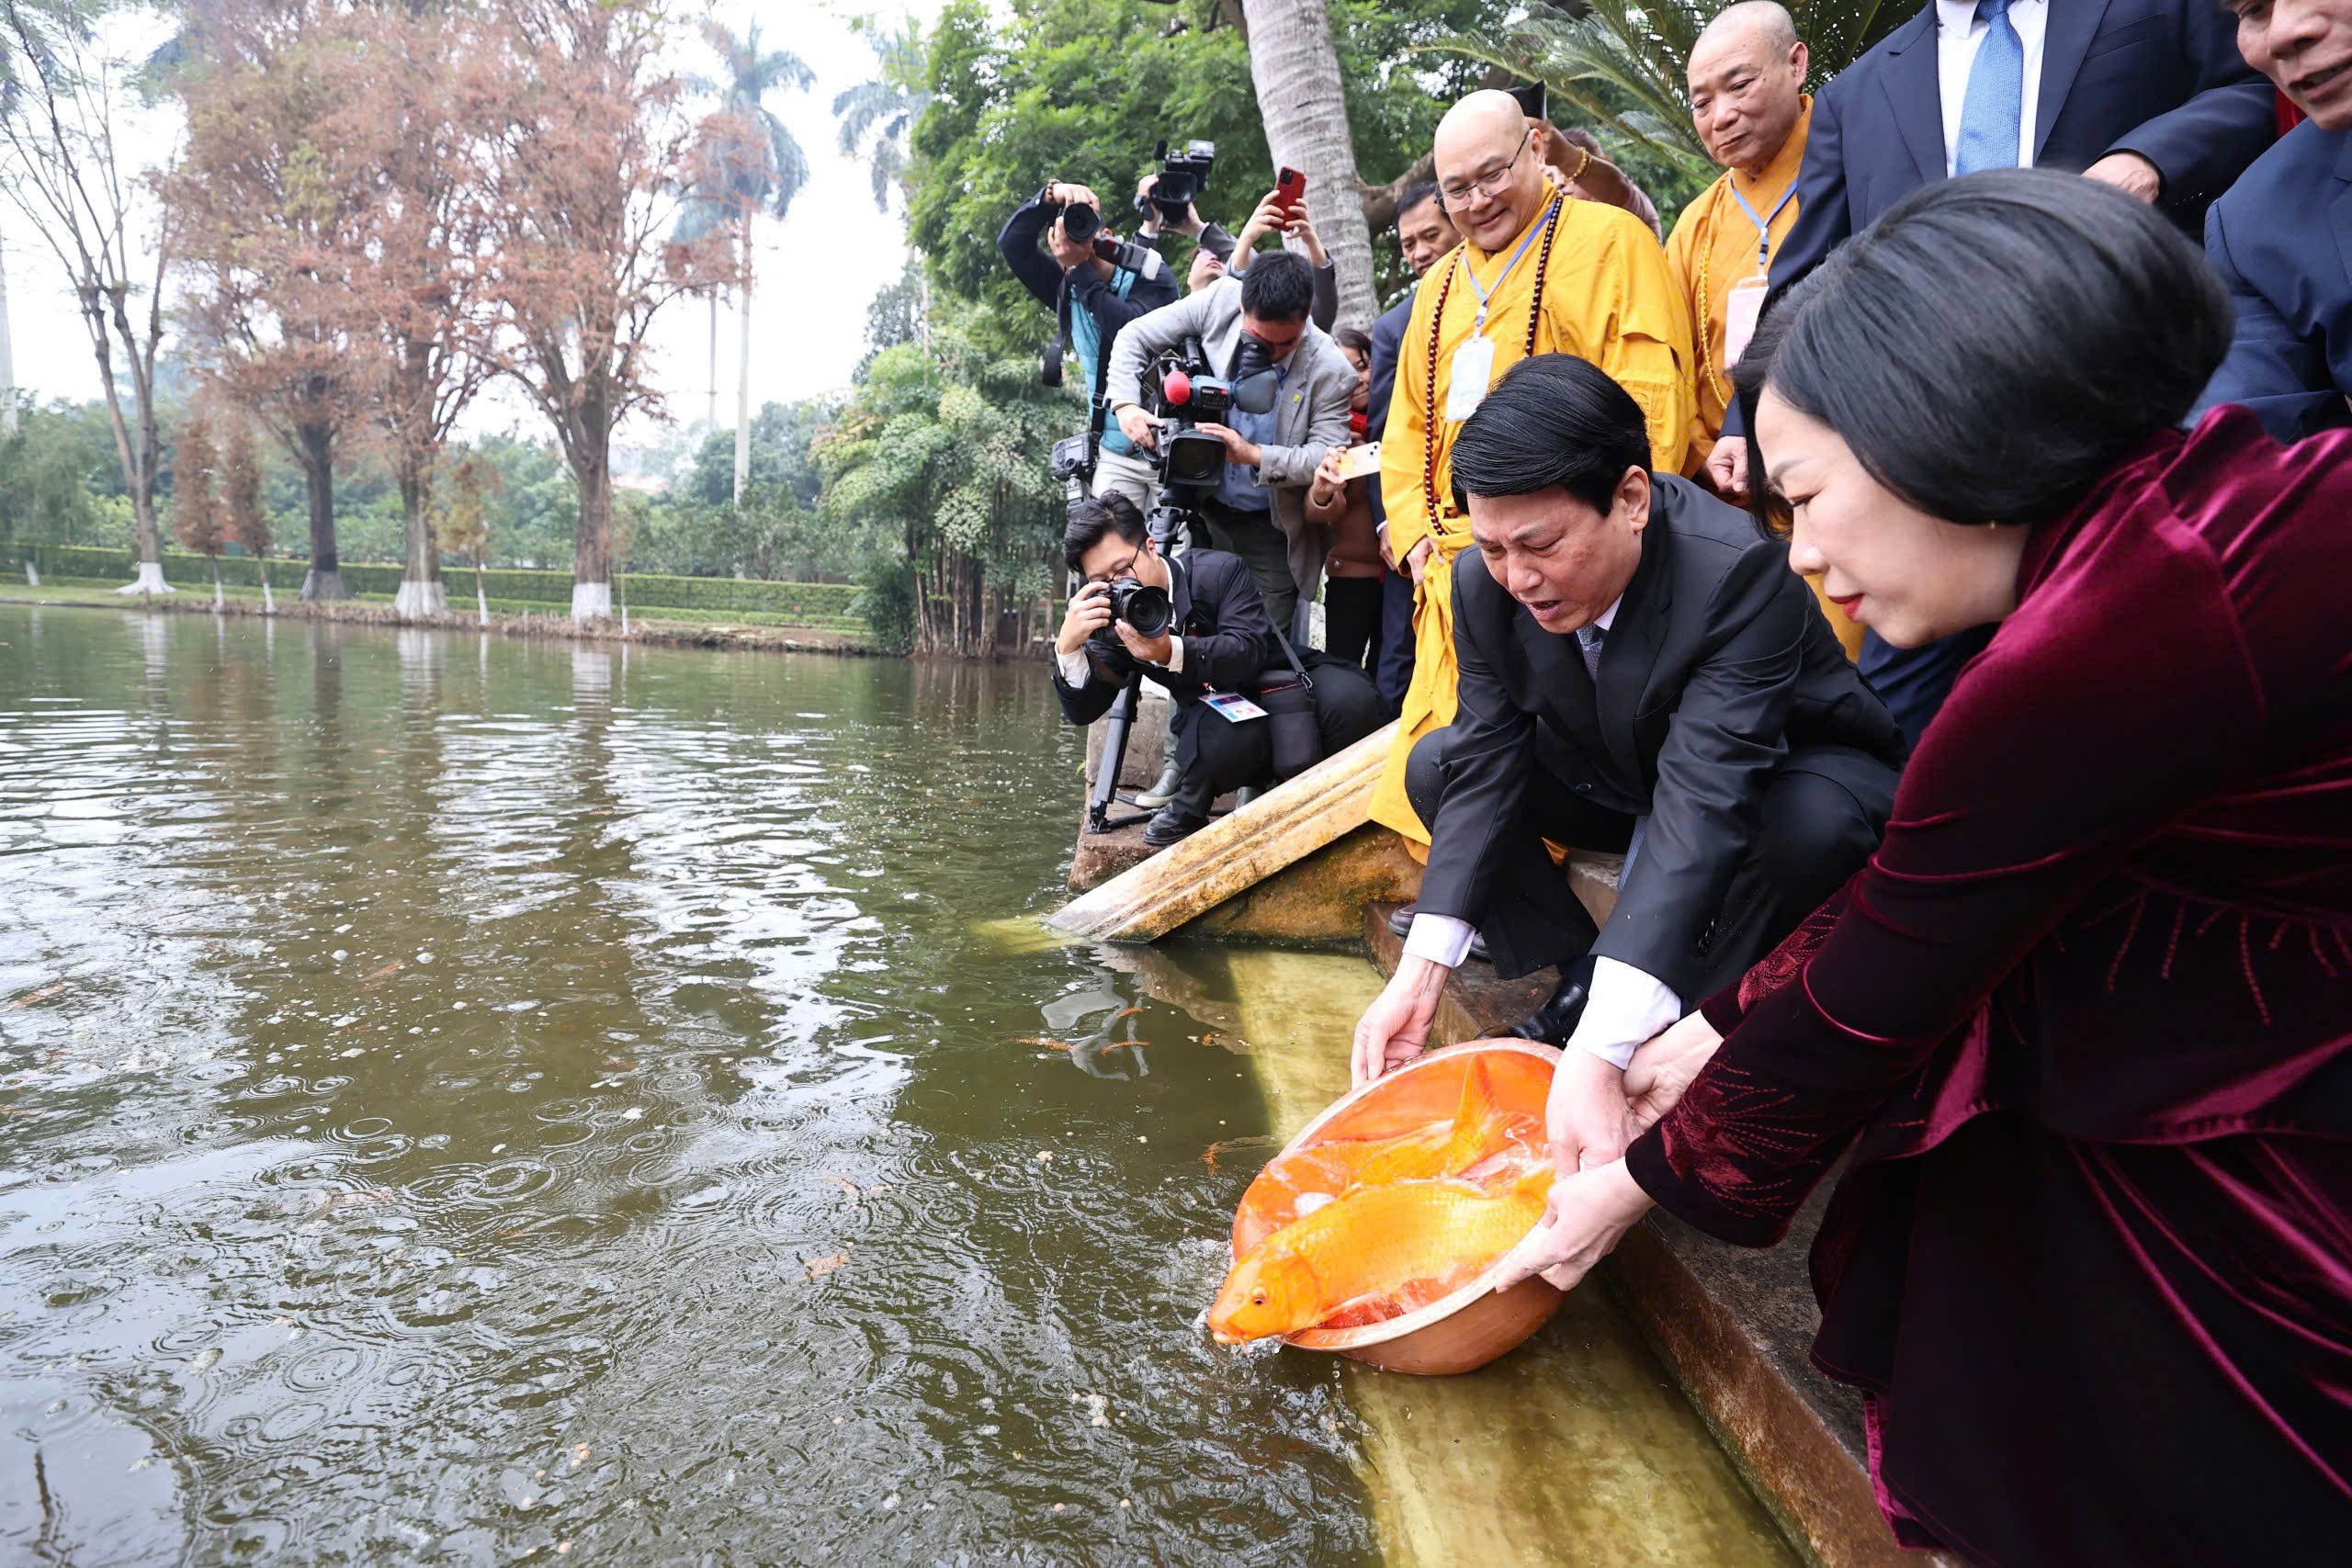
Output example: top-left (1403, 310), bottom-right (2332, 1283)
top-left (1141, 140), bottom-right (1217, 220)
top-left (1057, 200), bottom-right (1102, 243)
top-left (1138, 334), bottom-right (1279, 547)
top-left (1106, 577), bottom-right (1172, 637)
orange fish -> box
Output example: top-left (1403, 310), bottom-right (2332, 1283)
top-left (1208, 1165), bottom-right (1554, 1343)
top-left (1247, 1055), bottom-right (1537, 1229)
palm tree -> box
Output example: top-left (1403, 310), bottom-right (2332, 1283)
top-left (1238, 0), bottom-right (1380, 327)
top-left (831, 15), bottom-right (930, 214)
top-left (677, 21), bottom-right (813, 503)
top-left (1446, 0), bottom-right (1903, 187)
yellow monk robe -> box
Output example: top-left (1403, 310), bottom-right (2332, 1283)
top-left (1663, 98), bottom-right (1863, 659)
top-left (1369, 184), bottom-right (1697, 847)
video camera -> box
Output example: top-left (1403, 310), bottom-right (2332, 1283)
top-left (1136, 140), bottom-right (1217, 222)
top-left (1138, 334), bottom-right (1279, 548)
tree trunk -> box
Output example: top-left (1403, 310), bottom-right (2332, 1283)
top-left (707, 290), bottom-right (719, 434)
top-left (474, 560), bottom-right (489, 626)
top-left (394, 465), bottom-right (447, 620)
top-left (210, 557), bottom-right (222, 609)
top-left (1241, 0), bottom-right (1378, 327)
top-left (296, 423), bottom-right (345, 601)
top-left (734, 224), bottom-right (752, 505)
top-left (258, 559), bottom-right (275, 613)
top-left (0, 244), bottom-right (17, 438)
top-left (571, 434), bottom-right (614, 620)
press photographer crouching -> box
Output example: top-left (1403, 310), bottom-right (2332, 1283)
top-left (999, 178), bottom-right (1179, 510)
top-left (1055, 493), bottom-right (1385, 849)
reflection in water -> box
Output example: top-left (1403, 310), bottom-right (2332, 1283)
top-left (0, 607), bottom-right (1776, 1566)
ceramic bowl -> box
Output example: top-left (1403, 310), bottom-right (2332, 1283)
top-left (1230, 1038), bottom-right (1565, 1376)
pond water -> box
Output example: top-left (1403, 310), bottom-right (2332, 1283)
top-left (0, 606), bottom-right (1792, 1565)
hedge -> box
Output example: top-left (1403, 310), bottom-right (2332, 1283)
top-left (0, 542), bottom-right (862, 620)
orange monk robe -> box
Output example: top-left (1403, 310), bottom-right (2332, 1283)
top-left (1370, 186), bottom-right (1697, 848)
top-left (1662, 99), bottom-right (1862, 660)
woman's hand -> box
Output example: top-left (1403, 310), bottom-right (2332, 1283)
top-left (1623, 1010), bottom-right (1724, 1136)
top-left (1544, 1048), bottom-right (1634, 1175)
top-left (1307, 448), bottom-right (1347, 513)
top-left (1489, 1160), bottom-right (1653, 1294)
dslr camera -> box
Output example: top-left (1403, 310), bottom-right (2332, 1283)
top-left (1103, 576), bottom-right (1172, 638)
top-left (1136, 140), bottom-right (1217, 222)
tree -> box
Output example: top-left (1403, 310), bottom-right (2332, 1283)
top-left (433, 453), bottom-right (499, 626)
top-left (221, 412), bottom-right (269, 610)
top-left (676, 20), bottom-right (811, 503)
top-left (341, 6), bottom-right (499, 621)
top-left (0, 0), bottom-right (174, 592)
top-left (814, 304), bottom-right (1071, 658)
top-left (164, 0), bottom-right (369, 602)
top-left (832, 14), bottom-right (930, 212)
top-left (474, 0), bottom-right (740, 620)
top-left (1449, 0), bottom-right (1903, 192)
top-left (1238, 0), bottom-right (1378, 324)
top-left (171, 407), bottom-right (225, 606)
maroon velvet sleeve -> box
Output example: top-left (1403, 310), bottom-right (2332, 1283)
top-left (1630, 493), bottom-right (2267, 1245)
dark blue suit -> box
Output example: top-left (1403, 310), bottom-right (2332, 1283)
top-left (1365, 293), bottom-right (1418, 709)
top-left (1738, 0), bottom-right (2274, 749)
top-left (2195, 122), bottom-right (2352, 442)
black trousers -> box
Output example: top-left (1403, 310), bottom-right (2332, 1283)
top-left (1405, 725), bottom-right (1892, 990)
top-left (1374, 567), bottom-right (1416, 711)
top-left (1167, 659), bottom-right (1387, 821)
top-left (1323, 576), bottom-right (1383, 672)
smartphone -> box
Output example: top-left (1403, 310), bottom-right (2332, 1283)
top-left (1334, 441), bottom-right (1382, 481)
top-left (1274, 166), bottom-right (1307, 219)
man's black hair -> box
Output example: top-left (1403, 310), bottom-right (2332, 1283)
top-left (1239, 249), bottom-right (1316, 322)
top-left (1064, 491), bottom-right (1148, 574)
top-left (1733, 168), bottom-right (2231, 531)
top-left (1448, 355), bottom-right (1651, 516)
top-left (1396, 181), bottom-right (1442, 222)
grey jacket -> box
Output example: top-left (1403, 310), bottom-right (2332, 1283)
top-left (1104, 275), bottom-right (1357, 606)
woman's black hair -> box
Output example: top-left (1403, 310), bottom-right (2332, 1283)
top-left (1731, 168), bottom-right (2232, 531)
top-left (1334, 323), bottom-right (1373, 355)
top-left (1063, 491), bottom-right (1148, 574)
top-left (1449, 354), bottom-right (1651, 516)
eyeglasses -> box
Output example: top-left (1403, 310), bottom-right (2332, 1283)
top-left (1093, 539), bottom-right (1146, 585)
top-left (1439, 139), bottom-right (1531, 209)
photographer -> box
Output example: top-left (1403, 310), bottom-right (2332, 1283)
top-left (1056, 494), bottom-right (1385, 848)
top-left (1103, 250), bottom-right (1356, 643)
top-left (999, 179), bottom-right (1180, 508)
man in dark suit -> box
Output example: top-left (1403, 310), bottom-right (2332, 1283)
top-left (1056, 493), bottom-right (1385, 847)
top-left (1364, 184), bottom-right (1461, 710)
top-left (1701, 0), bottom-right (2275, 747)
top-left (1350, 355), bottom-right (1904, 1167)
top-left (2191, 0), bottom-right (2352, 440)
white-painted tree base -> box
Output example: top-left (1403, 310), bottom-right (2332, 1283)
top-left (300, 568), bottom-right (346, 602)
top-left (24, 562), bottom-right (38, 587)
top-left (394, 579), bottom-right (448, 619)
top-left (260, 580), bottom-right (276, 613)
top-left (212, 579), bottom-right (224, 609)
top-left (117, 560), bottom-right (173, 594)
top-left (571, 581), bottom-right (612, 621)
top-left (475, 587), bottom-right (490, 627)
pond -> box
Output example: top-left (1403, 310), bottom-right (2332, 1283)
top-left (0, 605), bottom-right (1792, 1565)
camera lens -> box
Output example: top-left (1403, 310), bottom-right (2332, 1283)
top-left (1109, 578), bottom-right (1172, 638)
top-left (1061, 202), bottom-right (1101, 242)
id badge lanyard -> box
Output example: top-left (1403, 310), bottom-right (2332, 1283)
top-left (1721, 178), bottom-right (1795, 370)
top-left (1442, 208), bottom-right (1555, 423)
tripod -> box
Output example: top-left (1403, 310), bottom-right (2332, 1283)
top-left (1085, 673), bottom-right (1156, 835)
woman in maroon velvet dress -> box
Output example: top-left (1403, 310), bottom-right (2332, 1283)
top-left (1490, 170), bottom-right (2352, 1563)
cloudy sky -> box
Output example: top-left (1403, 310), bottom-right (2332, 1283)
top-left (0, 0), bottom-right (936, 446)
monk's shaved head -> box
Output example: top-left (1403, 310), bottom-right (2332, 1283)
top-left (1688, 1), bottom-right (1808, 176)
top-left (1696, 0), bottom-right (1799, 55)
top-left (1432, 89), bottom-right (1546, 251)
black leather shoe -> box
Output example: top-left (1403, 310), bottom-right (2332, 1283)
top-left (1385, 903), bottom-right (1489, 963)
top-left (1143, 804), bottom-right (1208, 847)
top-left (1486, 955), bottom-right (1597, 1046)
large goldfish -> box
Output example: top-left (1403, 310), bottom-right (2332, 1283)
top-left (1208, 1165), bottom-right (1554, 1344)
top-left (1246, 1055), bottom-right (1537, 1231)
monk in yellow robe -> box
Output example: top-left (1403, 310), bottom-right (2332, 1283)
top-left (1665, 1), bottom-right (1861, 656)
top-left (1371, 90), bottom-right (1696, 847)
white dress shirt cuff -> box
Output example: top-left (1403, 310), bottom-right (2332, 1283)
top-left (1055, 646), bottom-right (1091, 687)
top-left (1402, 912), bottom-right (1476, 969)
top-left (1165, 635), bottom-right (1183, 674)
top-left (1565, 957), bottom-right (1683, 1071)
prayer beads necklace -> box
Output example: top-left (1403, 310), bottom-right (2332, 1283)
top-left (1419, 183), bottom-right (1565, 534)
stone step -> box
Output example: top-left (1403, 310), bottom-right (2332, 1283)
top-left (1363, 898), bottom-right (1957, 1568)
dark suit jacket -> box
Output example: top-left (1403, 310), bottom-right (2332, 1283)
top-left (2195, 121), bottom-right (2352, 442)
top-left (1724, 0), bottom-right (2273, 437)
top-left (1365, 295), bottom-right (1415, 533)
top-left (1051, 549), bottom-right (1277, 727)
top-left (1419, 476), bottom-right (1905, 998)
top-left (998, 189), bottom-right (1180, 420)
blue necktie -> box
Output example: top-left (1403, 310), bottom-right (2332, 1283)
top-left (1954, 0), bottom-right (2025, 175)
